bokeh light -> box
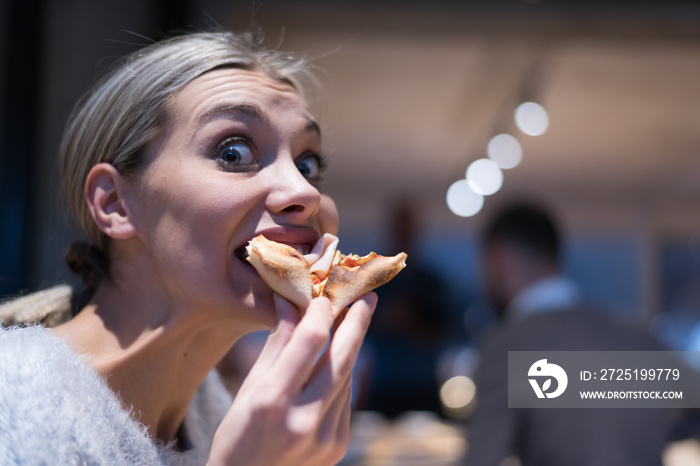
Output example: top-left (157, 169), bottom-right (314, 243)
top-left (440, 375), bottom-right (476, 410)
top-left (446, 179), bottom-right (484, 217)
top-left (487, 133), bottom-right (522, 169)
top-left (466, 158), bottom-right (503, 196)
top-left (515, 101), bottom-right (549, 136)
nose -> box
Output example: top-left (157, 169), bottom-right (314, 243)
top-left (266, 160), bottom-right (321, 220)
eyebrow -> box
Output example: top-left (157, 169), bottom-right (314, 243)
top-left (196, 103), bottom-right (267, 129)
top-left (304, 119), bottom-right (321, 138)
top-left (195, 103), bottom-right (321, 138)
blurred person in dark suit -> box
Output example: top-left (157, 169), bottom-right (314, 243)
top-left (361, 199), bottom-right (451, 417)
top-left (464, 203), bottom-right (671, 466)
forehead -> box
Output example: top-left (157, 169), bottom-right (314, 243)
top-left (171, 68), bottom-right (315, 133)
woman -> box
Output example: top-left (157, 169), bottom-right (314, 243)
top-left (0, 31), bottom-right (376, 465)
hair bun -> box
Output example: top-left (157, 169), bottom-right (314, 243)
top-left (64, 242), bottom-right (109, 291)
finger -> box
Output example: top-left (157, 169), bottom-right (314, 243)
top-left (307, 293), bottom-right (377, 388)
top-left (331, 307), bottom-right (349, 337)
top-left (315, 381), bottom-right (352, 461)
top-left (272, 296), bottom-right (335, 394)
top-left (300, 293), bottom-right (377, 404)
top-left (335, 386), bottom-right (353, 451)
top-left (247, 294), bottom-right (301, 378)
top-left (317, 375), bottom-right (352, 440)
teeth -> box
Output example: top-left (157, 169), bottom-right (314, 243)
top-left (282, 242), bottom-right (309, 256)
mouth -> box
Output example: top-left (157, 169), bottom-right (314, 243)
top-left (234, 242), bottom-right (313, 264)
top-left (234, 246), bottom-right (250, 263)
top-left (234, 228), bottom-right (319, 266)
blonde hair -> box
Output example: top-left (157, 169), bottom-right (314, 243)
top-left (60, 30), bottom-right (313, 252)
top-left (0, 285), bottom-right (73, 327)
top-left (1, 31), bottom-right (314, 327)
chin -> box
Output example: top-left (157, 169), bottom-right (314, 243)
top-left (236, 289), bottom-right (278, 330)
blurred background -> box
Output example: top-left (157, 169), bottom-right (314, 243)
top-left (2, 0), bottom-right (700, 464)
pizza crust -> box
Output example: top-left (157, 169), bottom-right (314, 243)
top-left (321, 251), bottom-right (408, 316)
top-left (245, 235), bottom-right (314, 311)
top-left (246, 235), bottom-right (407, 317)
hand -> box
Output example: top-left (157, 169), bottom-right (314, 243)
top-left (208, 293), bottom-right (377, 466)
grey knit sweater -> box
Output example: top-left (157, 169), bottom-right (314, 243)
top-left (0, 326), bottom-right (232, 465)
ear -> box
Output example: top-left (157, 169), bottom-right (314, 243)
top-left (85, 163), bottom-right (138, 240)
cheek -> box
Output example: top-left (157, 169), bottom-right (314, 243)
top-left (136, 178), bottom-right (266, 308)
top-left (168, 183), bottom-right (257, 247)
top-left (319, 195), bottom-right (339, 235)
top-left (136, 169), bottom-right (260, 263)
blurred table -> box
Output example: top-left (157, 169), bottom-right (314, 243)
top-left (340, 411), bottom-right (700, 466)
top-left (664, 439), bottom-right (700, 466)
top-left (340, 411), bottom-right (466, 466)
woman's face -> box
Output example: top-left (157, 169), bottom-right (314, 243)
top-left (127, 68), bottom-right (338, 329)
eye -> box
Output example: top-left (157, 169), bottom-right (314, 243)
top-left (217, 139), bottom-right (256, 168)
top-left (296, 154), bottom-right (326, 181)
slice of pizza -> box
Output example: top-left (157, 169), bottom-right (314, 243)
top-left (246, 234), bottom-right (407, 317)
